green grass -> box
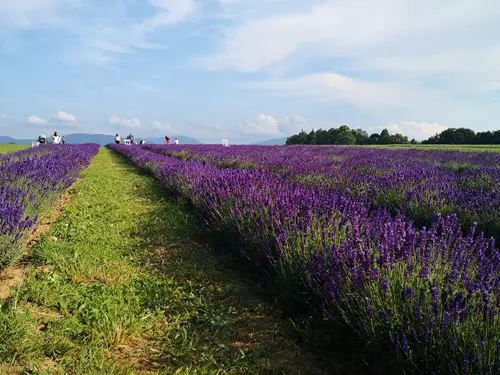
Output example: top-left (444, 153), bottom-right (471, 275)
top-left (0, 144), bottom-right (30, 153)
top-left (0, 148), bottom-right (328, 375)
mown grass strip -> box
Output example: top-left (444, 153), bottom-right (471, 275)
top-left (0, 145), bottom-right (30, 154)
top-left (0, 148), bottom-right (329, 375)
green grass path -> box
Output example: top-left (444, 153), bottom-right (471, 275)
top-left (0, 148), bottom-right (324, 375)
top-left (0, 144), bottom-right (30, 153)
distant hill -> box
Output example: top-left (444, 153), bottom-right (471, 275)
top-left (0, 133), bottom-right (202, 146)
top-left (64, 133), bottom-right (113, 145)
top-left (0, 136), bottom-right (31, 144)
top-left (254, 137), bottom-right (287, 145)
top-left (0, 136), bottom-right (18, 144)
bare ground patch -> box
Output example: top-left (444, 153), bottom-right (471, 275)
top-left (0, 267), bottom-right (25, 300)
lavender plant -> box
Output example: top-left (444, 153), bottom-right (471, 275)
top-left (143, 144), bottom-right (500, 241)
top-left (0, 144), bottom-right (99, 268)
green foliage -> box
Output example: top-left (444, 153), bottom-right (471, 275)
top-left (286, 125), bottom-right (409, 145)
top-left (423, 127), bottom-right (500, 145)
top-left (0, 300), bottom-right (41, 363)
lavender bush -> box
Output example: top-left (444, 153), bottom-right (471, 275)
top-left (109, 144), bottom-right (499, 373)
top-left (144, 144), bottom-right (500, 242)
top-left (0, 144), bottom-right (99, 268)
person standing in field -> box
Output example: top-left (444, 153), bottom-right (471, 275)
top-left (52, 131), bottom-right (61, 144)
top-left (38, 134), bottom-right (46, 144)
top-left (165, 136), bottom-right (171, 145)
top-left (115, 134), bottom-right (121, 144)
top-left (174, 137), bottom-right (179, 144)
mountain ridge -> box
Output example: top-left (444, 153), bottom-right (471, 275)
top-left (0, 133), bottom-right (202, 146)
top-left (253, 137), bottom-right (287, 145)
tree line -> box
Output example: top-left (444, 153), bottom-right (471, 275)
top-left (422, 128), bottom-right (500, 144)
top-left (286, 125), bottom-right (414, 145)
top-left (286, 125), bottom-right (500, 145)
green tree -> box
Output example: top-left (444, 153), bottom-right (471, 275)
top-left (452, 128), bottom-right (476, 144)
top-left (337, 130), bottom-right (356, 145)
top-left (378, 129), bottom-right (392, 144)
top-left (352, 128), bottom-right (370, 144)
top-left (369, 133), bottom-right (380, 144)
top-left (423, 128), bottom-right (478, 144)
top-left (306, 130), bottom-right (317, 145)
top-left (315, 129), bottom-right (331, 145)
top-left (286, 129), bottom-right (308, 145)
top-left (391, 133), bottom-right (409, 144)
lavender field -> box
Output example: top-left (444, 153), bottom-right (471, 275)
top-left (110, 144), bottom-right (500, 374)
top-left (143, 144), bottom-right (500, 241)
top-left (0, 144), bottom-right (99, 268)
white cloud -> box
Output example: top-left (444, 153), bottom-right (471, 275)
top-left (141, 0), bottom-right (196, 28)
top-left (372, 121), bottom-right (449, 140)
top-left (207, 0), bottom-right (500, 72)
top-left (239, 113), bottom-right (311, 137)
top-left (109, 116), bottom-right (141, 128)
top-left (359, 46), bottom-right (500, 94)
top-left (278, 115), bottom-right (311, 135)
top-left (0, 114), bottom-right (7, 119)
top-left (240, 113), bottom-right (280, 136)
top-left (238, 115), bottom-right (448, 141)
top-left (151, 120), bottom-right (173, 131)
top-left (239, 116), bottom-right (448, 141)
top-left (69, 0), bottom-right (197, 65)
top-left (51, 110), bottom-right (77, 122)
top-left (27, 115), bottom-right (48, 125)
top-left (242, 73), bottom-right (426, 109)
top-left (0, 0), bottom-right (76, 29)
top-left (109, 116), bottom-right (120, 124)
top-left (204, 0), bottom-right (500, 106)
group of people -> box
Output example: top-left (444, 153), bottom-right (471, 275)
top-left (37, 132), bottom-right (65, 145)
top-left (114, 134), bottom-right (179, 145)
top-left (164, 136), bottom-right (179, 145)
top-left (114, 133), bottom-right (146, 145)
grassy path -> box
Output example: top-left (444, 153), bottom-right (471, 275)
top-left (0, 148), bottom-right (325, 375)
top-left (0, 144), bottom-right (30, 153)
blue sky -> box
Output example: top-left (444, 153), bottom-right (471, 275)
top-left (0, 0), bottom-right (499, 143)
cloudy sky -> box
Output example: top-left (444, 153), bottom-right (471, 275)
top-left (1, 0), bottom-right (499, 143)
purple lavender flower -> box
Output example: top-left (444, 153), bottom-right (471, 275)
top-left (1, 144), bottom-right (98, 269)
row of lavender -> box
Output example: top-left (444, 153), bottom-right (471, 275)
top-left (109, 144), bottom-right (499, 373)
top-left (0, 144), bottom-right (99, 269)
top-left (143, 144), bottom-right (500, 241)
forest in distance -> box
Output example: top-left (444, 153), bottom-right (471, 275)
top-left (286, 125), bottom-right (500, 146)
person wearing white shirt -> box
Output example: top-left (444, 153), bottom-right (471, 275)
top-left (174, 138), bottom-right (179, 144)
top-left (52, 131), bottom-right (61, 144)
